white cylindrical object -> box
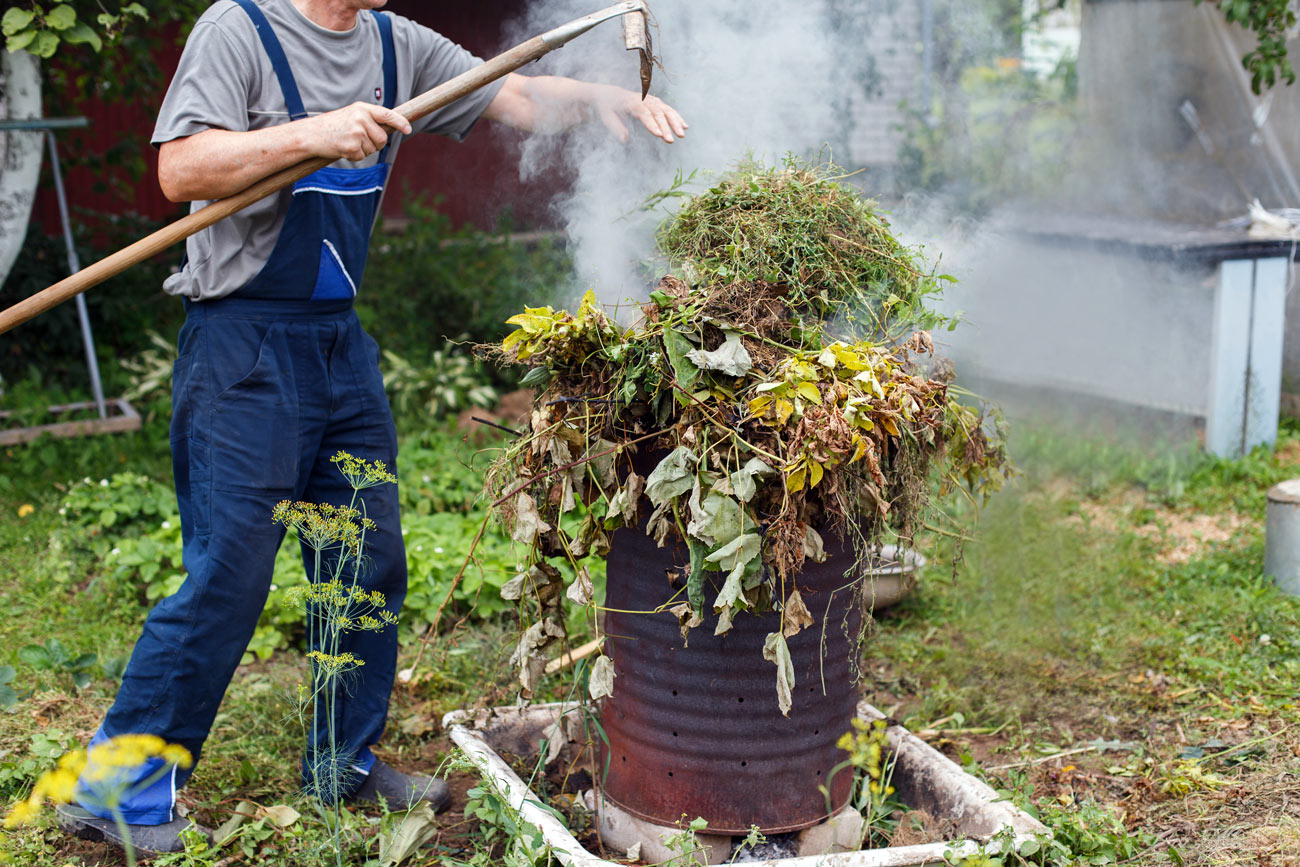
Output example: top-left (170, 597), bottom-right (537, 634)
top-left (1264, 479), bottom-right (1300, 596)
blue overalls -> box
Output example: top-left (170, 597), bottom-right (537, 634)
top-left (77, 1), bottom-right (407, 824)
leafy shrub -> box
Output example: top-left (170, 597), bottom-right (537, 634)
top-left (360, 195), bottom-right (572, 371)
top-left (396, 427), bottom-right (504, 515)
top-left (897, 62), bottom-right (1077, 216)
top-left (55, 429), bottom-right (535, 661)
top-left (382, 348), bottom-right (499, 427)
top-left (0, 220), bottom-right (187, 400)
top-left (0, 730), bottom-right (80, 802)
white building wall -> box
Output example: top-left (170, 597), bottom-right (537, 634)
top-left (846, 1), bottom-right (924, 167)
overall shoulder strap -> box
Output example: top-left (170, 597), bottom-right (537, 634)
top-left (230, 0), bottom-right (308, 121)
top-left (373, 11), bottom-right (397, 111)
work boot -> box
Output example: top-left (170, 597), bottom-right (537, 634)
top-left (346, 759), bottom-right (450, 812)
top-left (55, 803), bottom-right (212, 859)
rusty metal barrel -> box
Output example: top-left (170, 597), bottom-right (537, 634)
top-left (599, 519), bottom-right (863, 834)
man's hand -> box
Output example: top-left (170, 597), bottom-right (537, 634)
top-left (301, 102), bottom-right (413, 162)
top-left (592, 88), bottom-right (687, 144)
top-left (158, 103), bottom-right (414, 202)
top-left (484, 74), bottom-right (688, 143)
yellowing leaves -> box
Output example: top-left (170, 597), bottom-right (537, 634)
top-left (785, 456), bottom-right (826, 492)
top-left (749, 361), bottom-right (825, 427)
top-left (501, 291), bottom-right (621, 363)
top-left (748, 393), bottom-right (796, 427)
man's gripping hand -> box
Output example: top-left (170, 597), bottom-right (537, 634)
top-left (158, 103), bottom-right (413, 202)
top-left (301, 102), bottom-right (413, 162)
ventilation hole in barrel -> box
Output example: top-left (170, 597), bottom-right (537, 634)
top-left (816, 769), bottom-right (822, 776)
top-left (809, 686), bottom-right (815, 693)
top-left (672, 690), bottom-right (678, 696)
top-left (737, 696), bottom-right (744, 703)
top-left (621, 755), bottom-right (627, 763)
top-left (814, 729), bottom-right (820, 735)
top-left (672, 731), bottom-right (678, 737)
top-left (740, 761), bottom-right (747, 767)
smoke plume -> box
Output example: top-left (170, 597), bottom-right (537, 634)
top-left (502, 0), bottom-right (881, 303)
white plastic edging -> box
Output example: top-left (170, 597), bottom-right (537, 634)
top-left (444, 702), bottom-right (1046, 867)
top-left (447, 722), bottom-right (982, 867)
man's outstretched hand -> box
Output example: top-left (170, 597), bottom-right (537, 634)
top-left (484, 74), bottom-right (688, 144)
top-left (594, 89), bottom-right (687, 143)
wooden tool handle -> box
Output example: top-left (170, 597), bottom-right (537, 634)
top-left (0, 35), bottom-right (549, 337)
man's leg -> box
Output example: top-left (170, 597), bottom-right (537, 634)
top-left (295, 315), bottom-right (447, 809)
top-left (74, 314), bottom-right (301, 828)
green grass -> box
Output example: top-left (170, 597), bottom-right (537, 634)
top-left (2, 413), bottom-right (1298, 865)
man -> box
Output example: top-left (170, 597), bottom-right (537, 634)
top-left (57, 0), bottom-right (686, 855)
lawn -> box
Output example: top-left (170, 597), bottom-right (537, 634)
top-left (0, 406), bottom-right (1297, 866)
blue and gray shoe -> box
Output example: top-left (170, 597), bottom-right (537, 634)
top-left (345, 759), bottom-right (450, 812)
top-left (55, 803), bottom-right (212, 858)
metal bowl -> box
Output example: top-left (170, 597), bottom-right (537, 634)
top-left (863, 544), bottom-right (926, 612)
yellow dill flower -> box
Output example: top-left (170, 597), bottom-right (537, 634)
top-left (3, 797), bottom-right (40, 828)
top-left (306, 651), bottom-right (365, 674)
top-left (330, 451), bottom-right (398, 490)
top-left (272, 502), bottom-right (367, 554)
top-left (57, 751), bottom-right (87, 776)
top-left (16, 504), bottom-right (34, 518)
top-left (160, 745), bottom-right (193, 769)
top-left (3, 736), bottom-right (190, 829)
top-left (838, 718), bottom-right (893, 792)
top-left (33, 767), bottom-right (78, 803)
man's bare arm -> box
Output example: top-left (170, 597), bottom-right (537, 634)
top-left (482, 73), bottom-right (687, 143)
top-left (157, 102), bottom-right (413, 202)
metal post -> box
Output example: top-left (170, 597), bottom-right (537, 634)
top-left (1244, 257), bottom-right (1289, 452)
top-left (1206, 259), bottom-right (1253, 457)
top-left (1205, 255), bottom-right (1289, 457)
top-left (44, 129), bottom-right (107, 420)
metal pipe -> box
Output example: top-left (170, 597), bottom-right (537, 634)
top-left (46, 130), bottom-right (107, 420)
top-left (0, 117), bottom-right (89, 131)
top-left (1266, 480), bottom-right (1300, 596)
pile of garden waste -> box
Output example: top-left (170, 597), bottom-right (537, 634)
top-left (483, 158), bottom-right (1010, 700)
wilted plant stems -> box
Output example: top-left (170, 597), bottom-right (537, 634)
top-left (491, 427), bottom-right (668, 510)
top-left (661, 373), bottom-right (784, 465)
top-left (406, 427), bottom-right (670, 682)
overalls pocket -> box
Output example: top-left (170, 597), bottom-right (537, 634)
top-left (170, 322), bottom-right (211, 536)
top-left (210, 323), bottom-right (301, 492)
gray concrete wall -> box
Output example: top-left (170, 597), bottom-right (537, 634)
top-left (1077, 0), bottom-right (1300, 221)
top-left (1078, 0), bottom-right (1300, 414)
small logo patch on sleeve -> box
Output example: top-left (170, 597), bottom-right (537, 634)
top-left (374, 87), bottom-right (382, 102)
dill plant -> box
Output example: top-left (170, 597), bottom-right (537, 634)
top-left (273, 451), bottom-right (398, 866)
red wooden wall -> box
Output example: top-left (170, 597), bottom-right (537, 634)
top-left (33, 0), bottom-right (567, 234)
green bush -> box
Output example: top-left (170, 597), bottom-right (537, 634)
top-left (382, 347), bottom-right (499, 431)
top-left (54, 428), bottom-right (536, 661)
top-left (897, 61), bottom-right (1078, 215)
top-left (360, 195), bottom-right (572, 370)
top-left (0, 218), bottom-right (188, 400)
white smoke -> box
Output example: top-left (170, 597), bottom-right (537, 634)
top-left (502, 0), bottom-right (878, 304)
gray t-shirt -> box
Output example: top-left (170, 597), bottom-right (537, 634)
top-left (153, 0), bottom-right (504, 300)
